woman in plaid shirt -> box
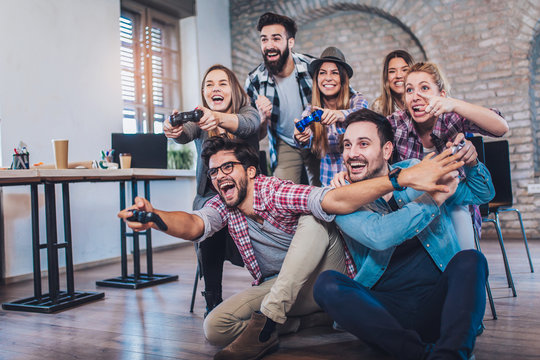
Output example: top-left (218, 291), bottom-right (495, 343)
top-left (294, 47), bottom-right (368, 186)
top-left (388, 61), bottom-right (508, 249)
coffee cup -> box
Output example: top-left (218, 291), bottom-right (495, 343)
top-left (119, 153), bottom-right (132, 169)
top-left (52, 139), bottom-right (69, 169)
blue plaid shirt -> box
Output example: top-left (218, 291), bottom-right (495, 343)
top-left (301, 93), bottom-right (369, 186)
top-left (245, 52), bottom-right (316, 170)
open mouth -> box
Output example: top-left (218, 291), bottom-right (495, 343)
top-left (218, 180), bottom-right (236, 199)
top-left (348, 160), bottom-right (367, 174)
top-left (323, 84), bottom-right (336, 89)
top-left (411, 104), bottom-right (426, 117)
top-left (212, 95), bottom-right (224, 105)
top-left (265, 49), bottom-right (280, 61)
top-left (394, 81), bottom-right (404, 87)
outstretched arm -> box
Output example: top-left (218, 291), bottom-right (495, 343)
top-left (118, 196), bottom-right (205, 240)
top-left (419, 93), bottom-right (509, 136)
top-left (322, 149), bottom-right (464, 214)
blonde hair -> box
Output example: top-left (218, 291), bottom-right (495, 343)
top-left (406, 62), bottom-right (451, 95)
top-left (372, 50), bottom-right (415, 116)
top-left (310, 62), bottom-right (351, 158)
top-left (201, 64), bottom-right (250, 138)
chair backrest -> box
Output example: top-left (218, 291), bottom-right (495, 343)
top-left (483, 140), bottom-right (513, 211)
top-left (468, 136), bottom-right (489, 215)
top-left (468, 136), bottom-right (485, 163)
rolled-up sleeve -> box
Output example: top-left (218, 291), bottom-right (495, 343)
top-left (308, 186), bottom-right (336, 222)
top-left (191, 207), bottom-right (227, 242)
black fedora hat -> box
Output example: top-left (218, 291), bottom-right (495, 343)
top-left (308, 46), bottom-right (353, 79)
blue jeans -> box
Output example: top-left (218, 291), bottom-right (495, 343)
top-left (314, 250), bottom-right (488, 360)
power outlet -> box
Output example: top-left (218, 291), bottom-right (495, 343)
top-left (527, 184), bottom-right (540, 194)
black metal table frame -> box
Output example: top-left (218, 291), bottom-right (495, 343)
top-left (95, 179), bottom-right (178, 289)
top-left (2, 181), bottom-right (104, 313)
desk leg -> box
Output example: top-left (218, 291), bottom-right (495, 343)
top-left (144, 180), bottom-right (153, 276)
top-left (120, 181), bottom-right (128, 279)
top-left (30, 184), bottom-right (42, 299)
top-left (44, 183), bottom-right (60, 302)
top-left (3, 182), bottom-right (104, 313)
top-left (62, 183), bottom-right (74, 296)
top-left (131, 180), bottom-right (140, 279)
top-left (96, 178), bottom-right (177, 289)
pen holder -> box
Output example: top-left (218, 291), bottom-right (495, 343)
top-left (12, 153), bottom-right (29, 169)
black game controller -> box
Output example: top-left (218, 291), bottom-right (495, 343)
top-left (127, 210), bottom-right (168, 231)
top-left (169, 109), bottom-right (203, 127)
top-left (451, 139), bottom-right (466, 155)
top-left (295, 109), bottom-right (324, 133)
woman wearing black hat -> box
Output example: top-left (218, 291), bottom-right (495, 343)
top-left (294, 46), bottom-right (368, 186)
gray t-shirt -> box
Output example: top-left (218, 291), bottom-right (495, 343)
top-left (192, 186), bottom-right (334, 277)
top-left (274, 70), bottom-right (304, 147)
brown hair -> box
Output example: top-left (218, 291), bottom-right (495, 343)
top-left (201, 64), bottom-right (250, 138)
top-left (310, 62), bottom-right (351, 158)
top-left (406, 62), bottom-right (451, 95)
top-left (372, 50), bottom-right (415, 116)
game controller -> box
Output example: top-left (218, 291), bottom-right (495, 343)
top-left (295, 109), bottom-right (324, 133)
top-left (451, 139), bottom-right (466, 155)
top-left (169, 109), bottom-right (203, 127)
top-left (126, 210), bottom-right (168, 231)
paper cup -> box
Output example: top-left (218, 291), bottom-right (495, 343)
top-left (52, 139), bottom-right (69, 169)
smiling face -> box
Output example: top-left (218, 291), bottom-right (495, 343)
top-left (203, 69), bottom-right (233, 113)
top-left (317, 62), bottom-right (342, 99)
top-left (260, 24), bottom-right (293, 75)
top-left (387, 57), bottom-right (410, 95)
top-left (405, 71), bottom-right (446, 125)
top-left (209, 150), bottom-right (250, 207)
top-left (342, 121), bottom-right (392, 183)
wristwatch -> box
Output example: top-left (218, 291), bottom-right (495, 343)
top-left (388, 167), bottom-right (406, 191)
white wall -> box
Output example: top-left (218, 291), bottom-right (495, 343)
top-left (0, 0), bottom-right (200, 279)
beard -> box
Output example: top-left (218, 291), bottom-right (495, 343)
top-left (218, 175), bottom-right (248, 208)
top-left (264, 45), bottom-right (290, 76)
top-left (347, 156), bottom-right (386, 183)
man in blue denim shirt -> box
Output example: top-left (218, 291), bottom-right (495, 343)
top-left (314, 108), bottom-right (495, 360)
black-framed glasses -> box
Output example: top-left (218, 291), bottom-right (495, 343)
top-left (207, 161), bottom-right (243, 179)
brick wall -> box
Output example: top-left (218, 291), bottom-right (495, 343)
top-left (230, 0), bottom-right (540, 238)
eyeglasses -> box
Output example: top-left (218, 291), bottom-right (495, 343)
top-left (207, 161), bottom-right (243, 179)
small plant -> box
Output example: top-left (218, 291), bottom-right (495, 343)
top-left (168, 146), bottom-right (194, 170)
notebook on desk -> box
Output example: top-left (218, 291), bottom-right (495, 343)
top-left (111, 133), bottom-right (168, 169)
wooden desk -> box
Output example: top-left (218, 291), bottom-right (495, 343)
top-left (0, 169), bottom-right (191, 312)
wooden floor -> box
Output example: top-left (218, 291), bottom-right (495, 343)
top-left (1, 238), bottom-right (540, 360)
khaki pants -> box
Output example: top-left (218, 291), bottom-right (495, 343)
top-left (203, 215), bottom-right (346, 346)
top-left (273, 138), bottom-right (321, 186)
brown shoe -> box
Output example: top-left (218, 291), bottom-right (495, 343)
top-left (214, 312), bottom-right (279, 360)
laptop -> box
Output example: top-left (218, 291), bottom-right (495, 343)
top-left (111, 133), bottom-right (168, 169)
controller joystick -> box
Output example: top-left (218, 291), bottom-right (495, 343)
top-left (295, 109), bottom-right (324, 133)
top-left (127, 210), bottom-right (168, 231)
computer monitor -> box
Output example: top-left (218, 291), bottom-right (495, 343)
top-left (111, 133), bottom-right (168, 169)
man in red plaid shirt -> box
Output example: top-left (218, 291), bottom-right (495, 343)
top-left (119, 136), bottom-right (462, 360)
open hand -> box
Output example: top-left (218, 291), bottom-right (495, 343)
top-left (399, 149), bottom-right (464, 193)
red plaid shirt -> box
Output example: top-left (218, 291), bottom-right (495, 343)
top-left (205, 175), bottom-right (356, 285)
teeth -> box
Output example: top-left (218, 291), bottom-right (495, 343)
top-left (395, 81), bottom-right (403, 86)
top-left (323, 84), bottom-right (335, 88)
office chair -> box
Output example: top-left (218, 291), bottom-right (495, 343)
top-left (479, 139), bottom-right (534, 298)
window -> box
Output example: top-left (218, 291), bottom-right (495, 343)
top-left (120, 1), bottom-right (181, 134)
